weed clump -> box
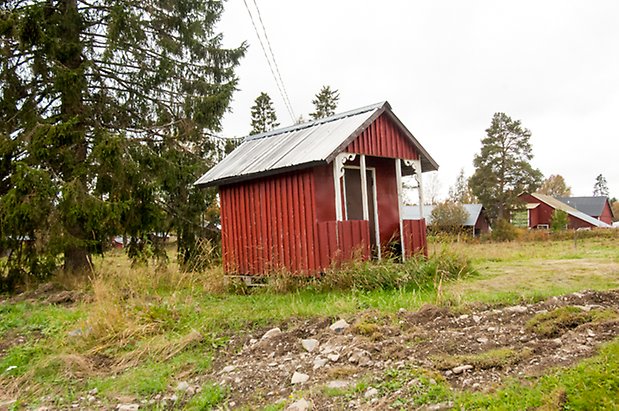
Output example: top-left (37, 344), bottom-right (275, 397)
top-left (526, 306), bottom-right (618, 338)
top-left (261, 249), bottom-right (476, 294)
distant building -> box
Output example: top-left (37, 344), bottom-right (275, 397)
top-left (555, 196), bottom-right (614, 225)
top-left (519, 193), bottom-right (612, 229)
top-left (403, 204), bottom-right (491, 236)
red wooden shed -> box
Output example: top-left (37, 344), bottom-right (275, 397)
top-left (195, 102), bottom-right (439, 275)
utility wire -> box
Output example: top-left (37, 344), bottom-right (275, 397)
top-left (242, 0), bottom-right (296, 122)
top-left (251, 0), bottom-right (295, 121)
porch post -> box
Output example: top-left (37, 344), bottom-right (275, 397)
top-left (414, 159), bottom-right (425, 220)
top-left (360, 155), bottom-right (369, 220)
top-left (395, 158), bottom-right (405, 261)
top-left (333, 159), bottom-right (343, 222)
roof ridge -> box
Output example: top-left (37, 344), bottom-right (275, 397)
top-left (246, 101), bottom-right (388, 141)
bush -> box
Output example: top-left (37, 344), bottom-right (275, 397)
top-left (429, 201), bottom-right (468, 234)
top-left (491, 219), bottom-right (518, 242)
top-left (550, 210), bottom-right (569, 232)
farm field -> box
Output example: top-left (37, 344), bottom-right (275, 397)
top-left (1, 236), bottom-right (618, 410)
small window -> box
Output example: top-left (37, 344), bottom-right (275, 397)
top-left (536, 224), bottom-right (549, 229)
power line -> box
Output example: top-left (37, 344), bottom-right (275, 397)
top-left (251, 0), bottom-right (295, 121)
top-left (242, 0), bottom-right (296, 122)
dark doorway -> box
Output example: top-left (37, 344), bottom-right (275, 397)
top-left (344, 167), bottom-right (379, 257)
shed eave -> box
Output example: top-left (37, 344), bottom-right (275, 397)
top-left (194, 160), bottom-right (326, 188)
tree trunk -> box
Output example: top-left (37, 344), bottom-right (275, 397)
top-left (64, 245), bottom-right (92, 273)
top-left (58, 0), bottom-right (91, 274)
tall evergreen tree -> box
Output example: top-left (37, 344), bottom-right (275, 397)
top-left (310, 85), bottom-right (339, 119)
top-left (250, 92), bottom-right (279, 135)
top-left (539, 174), bottom-right (572, 197)
top-left (593, 174), bottom-right (609, 197)
top-left (469, 112), bottom-right (542, 222)
top-left (448, 168), bottom-right (477, 203)
top-left (0, 0), bottom-right (245, 281)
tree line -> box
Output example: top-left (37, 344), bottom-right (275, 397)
top-left (432, 112), bottom-right (616, 233)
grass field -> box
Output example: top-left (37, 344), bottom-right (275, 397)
top-left (1, 236), bottom-right (618, 410)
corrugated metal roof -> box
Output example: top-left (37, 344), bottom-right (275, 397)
top-left (530, 193), bottom-right (611, 228)
top-left (195, 101), bottom-right (439, 187)
top-left (402, 204), bottom-right (484, 227)
top-left (556, 196), bottom-right (610, 218)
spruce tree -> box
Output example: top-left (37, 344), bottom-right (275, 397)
top-left (448, 169), bottom-right (477, 203)
top-left (469, 113), bottom-right (542, 222)
top-left (593, 174), bottom-right (609, 197)
top-left (250, 92), bottom-right (279, 135)
top-left (0, 0), bottom-right (245, 282)
top-left (310, 86), bottom-right (339, 119)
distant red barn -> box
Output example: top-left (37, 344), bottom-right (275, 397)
top-left (195, 102), bottom-right (439, 275)
top-left (519, 193), bottom-right (612, 229)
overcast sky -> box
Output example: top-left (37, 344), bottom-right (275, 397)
top-left (217, 1), bottom-right (618, 199)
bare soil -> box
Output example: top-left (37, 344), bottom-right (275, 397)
top-left (207, 290), bottom-right (619, 409)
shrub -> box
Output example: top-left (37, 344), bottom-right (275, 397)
top-left (491, 218), bottom-right (518, 242)
top-left (429, 201), bottom-right (468, 234)
top-left (550, 210), bottom-right (569, 232)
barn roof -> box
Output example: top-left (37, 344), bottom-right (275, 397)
top-left (195, 101), bottom-right (439, 187)
top-left (402, 204), bottom-right (485, 227)
top-left (555, 196), bottom-right (612, 218)
top-left (528, 193), bottom-right (611, 228)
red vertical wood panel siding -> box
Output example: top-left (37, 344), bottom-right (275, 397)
top-left (316, 220), bottom-right (370, 269)
top-left (219, 169), bottom-right (319, 275)
top-left (403, 219), bottom-right (428, 257)
top-left (346, 114), bottom-right (419, 160)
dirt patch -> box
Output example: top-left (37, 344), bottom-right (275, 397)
top-left (5, 282), bottom-right (86, 306)
top-left (203, 289), bottom-right (619, 409)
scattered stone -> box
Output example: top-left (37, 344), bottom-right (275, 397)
top-left (87, 395), bottom-right (96, 403)
top-left (116, 404), bottom-right (139, 411)
top-left (262, 328), bottom-right (282, 340)
top-left (487, 327), bottom-right (496, 332)
top-left (472, 315), bottom-right (482, 323)
top-left (458, 314), bottom-right (469, 320)
top-left (221, 365), bottom-right (235, 373)
top-left (329, 319), bottom-right (350, 333)
top-left (477, 337), bottom-right (489, 344)
top-left (452, 365), bottom-right (473, 374)
top-left (313, 357), bottom-right (328, 370)
top-left (398, 308), bottom-right (407, 314)
top-left (287, 398), bottom-right (311, 411)
top-left (444, 370), bottom-right (453, 377)
top-left (364, 387), bottom-right (379, 398)
top-left (175, 381), bottom-right (190, 392)
top-left (327, 353), bottom-right (340, 362)
top-left (420, 401), bottom-right (455, 411)
top-left (291, 372), bottom-right (309, 384)
top-left (88, 388), bottom-right (98, 396)
top-left (552, 338), bottom-right (563, 345)
top-left (586, 329), bottom-right (596, 338)
top-left (505, 305), bottom-right (528, 314)
top-left (249, 338), bottom-right (258, 345)
top-left (327, 380), bottom-right (351, 389)
top-left (301, 338), bottom-right (319, 353)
